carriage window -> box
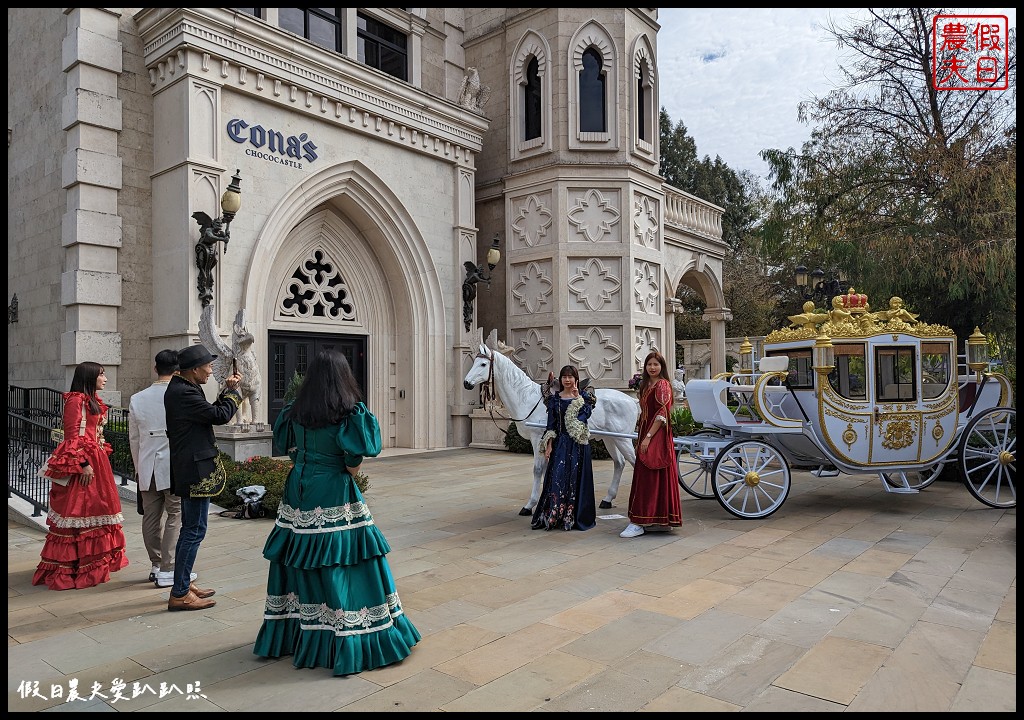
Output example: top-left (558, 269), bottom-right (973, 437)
top-left (827, 343), bottom-right (867, 400)
top-left (920, 342), bottom-right (952, 399)
top-left (768, 350), bottom-right (813, 389)
top-left (876, 346), bottom-right (915, 402)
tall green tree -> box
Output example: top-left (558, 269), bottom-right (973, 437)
top-left (760, 8), bottom-right (1016, 355)
top-left (660, 108), bottom-right (782, 340)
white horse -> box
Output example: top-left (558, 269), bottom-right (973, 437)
top-left (463, 344), bottom-right (639, 516)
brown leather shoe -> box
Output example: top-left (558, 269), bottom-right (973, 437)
top-left (189, 582), bottom-right (216, 599)
top-left (167, 590), bottom-right (217, 611)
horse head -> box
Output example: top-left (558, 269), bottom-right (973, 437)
top-left (463, 343), bottom-right (492, 390)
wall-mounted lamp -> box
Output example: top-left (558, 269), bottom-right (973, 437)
top-left (462, 234), bottom-right (502, 332)
top-left (193, 169), bottom-right (243, 307)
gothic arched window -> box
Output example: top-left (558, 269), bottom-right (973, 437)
top-left (524, 57), bottom-right (541, 141)
top-left (579, 48), bottom-right (606, 133)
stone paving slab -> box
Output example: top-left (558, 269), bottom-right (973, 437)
top-left (7, 448), bottom-right (1016, 712)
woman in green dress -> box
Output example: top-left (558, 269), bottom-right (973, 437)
top-left (253, 349), bottom-right (420, 675)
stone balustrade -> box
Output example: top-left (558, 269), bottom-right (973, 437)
top-left (662, 183), bottom-right (724, 241)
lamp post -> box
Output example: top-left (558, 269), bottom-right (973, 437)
top-left (193, 169), bottom-right (243, 307)
top-left (795, 264), bottom-right (849, 308)
top-left (462, 234), bottom-right (502, 332)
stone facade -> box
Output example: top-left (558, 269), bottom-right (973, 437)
top-left (8, 8), bottom-right (728, 450)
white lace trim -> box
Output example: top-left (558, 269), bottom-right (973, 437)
top-left (541, 430), bottom-right (557, 446)
top-left (275, 501), bottom-right (374, 534)
top-left (262, 591), bottom-right (405, 636)
top-left (48, 510), bottom-right (125, 529)
top-left (564, 395), bottom-right (590, 444)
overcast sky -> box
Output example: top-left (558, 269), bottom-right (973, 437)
top-left (657, 8), bottom-right (1017, 180)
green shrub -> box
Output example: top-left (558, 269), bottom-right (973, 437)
top-left (214, 453), bottom-right (290, 516)
top-left (590, 437), bottom-right (610, 460)
top-left (504, 421), bottom-right (611, 460)
top-left (504, 421), bottom-right (533, 453)
top-left (670, 406), bottom-right (703, 437)
top-left (283, 371), bottom-right (304, 405)
top-left (213, 452), bottom-right (371, 516)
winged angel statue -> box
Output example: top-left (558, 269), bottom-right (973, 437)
top-left (198, 305), bottom-right (263, 429)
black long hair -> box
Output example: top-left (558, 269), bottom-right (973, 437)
top-left (637, 350), bottom-right (670, 396)
top-left (288, 349), bottom-right (363, 428)
top-left (69, 361), bottom-right (104, 414)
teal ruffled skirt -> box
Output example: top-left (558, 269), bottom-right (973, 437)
top-left (253, 466), bottom-right (420, 675)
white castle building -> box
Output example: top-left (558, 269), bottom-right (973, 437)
top-left (7, 8), bottom-right (730, 449)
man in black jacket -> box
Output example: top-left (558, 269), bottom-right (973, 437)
top-left (164, 344), bottom-right (242, 611)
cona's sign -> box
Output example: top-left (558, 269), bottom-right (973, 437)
top-left (226, 118), bottom-right (319, 164)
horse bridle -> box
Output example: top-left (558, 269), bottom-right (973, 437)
top-left (474, 350), bottom-right (544, 426)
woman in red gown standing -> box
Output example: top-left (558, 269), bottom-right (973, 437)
top-left (621, 350), bottom-right (682, 538)
top-left (33, 362), bottom-right (129, 590)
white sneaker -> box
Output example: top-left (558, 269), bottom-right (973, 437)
top-left (620, 523), bottom-right (646, 538)
top-left (148, 565), bottom-right (159, 583)
top-left (154, 570), bottom-right (198, 588)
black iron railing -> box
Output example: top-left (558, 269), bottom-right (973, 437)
top-left (8, 385), bottom-right (63, 429)
top-left (7, 412), bottom-right (56, 516)
top-left (104, 406), bottom-right (134, 478)
top-left (8, 385), bottom-right (134, 515)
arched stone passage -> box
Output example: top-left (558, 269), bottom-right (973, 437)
top-left (243, 161), bottom-right (446, 449)
top-left (665, 254), bottom-right (731, 376)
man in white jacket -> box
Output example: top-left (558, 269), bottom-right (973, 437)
top-left (129, 350), bottom-right (195, 587)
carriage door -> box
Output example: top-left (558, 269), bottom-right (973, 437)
top-left (871, 344), bottom-right (921, 463)
top-left (267, 331), bottom-right (367, 454)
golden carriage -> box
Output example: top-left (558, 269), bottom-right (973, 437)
top-left (680, 290), bottom-right (1015, 518)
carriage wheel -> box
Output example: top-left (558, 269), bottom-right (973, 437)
top-left (958, 407), bottom-right (1016, 509)
top-left (882, 462), bottom-right (946, 491)
top-left (677, 430), bottom-right (722, 499)
top-left (710, 440), bottom-right (791, 519)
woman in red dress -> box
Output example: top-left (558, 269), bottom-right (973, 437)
top-left (621, 350), bottom-right (682, 538)
top-left (32, 362), bottom-right (129, 590)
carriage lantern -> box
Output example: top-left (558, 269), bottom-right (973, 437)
top-left (812, 333), bottom-right (835, 379)
top-left (738, 337), bottom-right (753, 375)
top-left (966, 326), bottom-right (989, 381)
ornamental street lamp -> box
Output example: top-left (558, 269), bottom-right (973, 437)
top-left (462, 234), bottom-right (502, 332)
top-left (193, 169), bottom-right (243, 307)
top-left (795, 264), bottom-right (849, 308)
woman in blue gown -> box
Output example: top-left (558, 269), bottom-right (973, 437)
top-left (531, 364), bottom-right (597, 531)
top-left (253, 349), bottom-right (420, 675)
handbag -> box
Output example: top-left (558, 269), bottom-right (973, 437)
top-left (37, 404), bottom-right (89, 487)
top-left (37, 459), bottom-right (72, 486)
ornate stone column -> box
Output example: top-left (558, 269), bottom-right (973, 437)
top-left (702, 307), bottom-right (733, 376)
top-left (665, 297), bottom-right (681, 367)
